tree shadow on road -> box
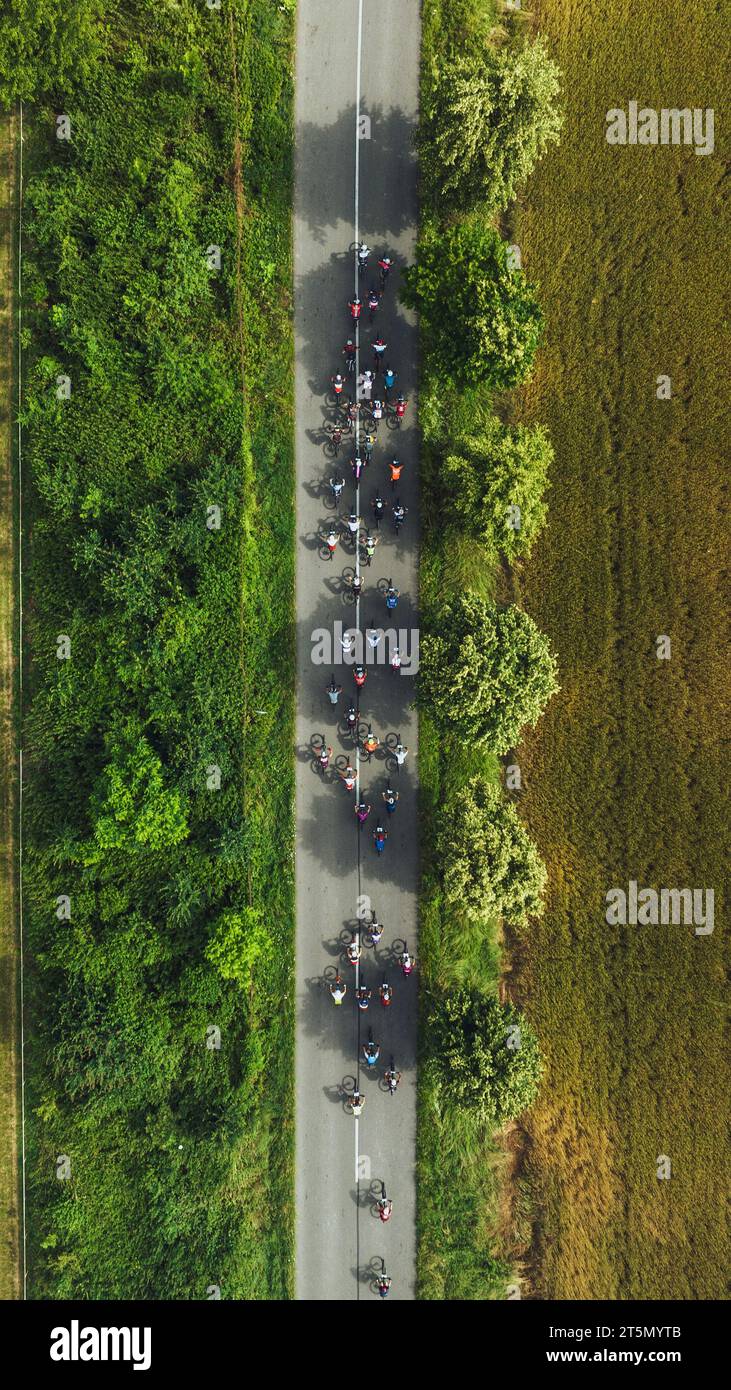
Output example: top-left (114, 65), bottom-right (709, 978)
top-left (295, 103), bottom-right (418, 245)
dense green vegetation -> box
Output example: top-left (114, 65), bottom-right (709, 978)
top-left (440, 418), bottom-right (553, 560)
top-left (436, 779), bottom-right (546, 924)
top-left (402, 222), bottom-right (543, 389)
top-left (428, 991), bottom-right (541, 1127)
top-left (415, 0), bottom-right (560, 1300)
top-left (0, 0), bottom-right (295, 1298)
top-left (419, 596), bottom-right (558, 750)
top-left (417, 36), bottom-right (562, 215)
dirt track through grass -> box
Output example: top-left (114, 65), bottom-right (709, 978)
top-left (0, 106), bottom-right (20, 1302)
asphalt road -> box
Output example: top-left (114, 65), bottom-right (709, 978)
top-left (294, 0), bottom-right (421, 1301)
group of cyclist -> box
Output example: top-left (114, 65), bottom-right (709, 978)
top-left (316, 243), bottom-right (415, 1299)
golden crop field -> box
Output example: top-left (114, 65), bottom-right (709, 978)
top-left (510, 0), bottom-right (729, 1299)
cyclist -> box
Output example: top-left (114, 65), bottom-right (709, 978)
top-left (366, 624), bottom-right (382, 652)
top-left (346, 510), bottom-right (361, 540)
top-left (326, 423), bottom-right (344, 455)
top-left (357, 241), bottom-right (370, 275)
top-left (377, 1187), bottom-right (393, 1222)
top-left (394, 741), bottom-right (409, 768)
top-left (339, 763), bottom-right (356, 792)
top-left (390, 646), bottom-right (402, 675)
top-left (371, 398), bottom-right (384, 425)
top-left (330, 974), bottom-right (347, 1005)
top-left (322, 526), bottom-right (339, 558)
top-left (383, 364), bottom-right (396, 396)
top-left (382, 785), bottom-right (399, 814)
top-left (400, 949), bottom-right (414, 977)
top-left (395, 393), bottom-right (407, 421)
top-left (351, 453), bottom-right (366, 482)
top-left (367, 287), bottom-right (380, 321)
top-left (355, 800), bottom-right (371, 829)
top-left (393, 499), bottom-right (408, 533)
top-left (343, 338), bottom-right (356, 373)
top-left (346, 934), bottom-right (362, 964)
top-left (372, 336), bottom-right (387, 371)
top-left (317, 745), bottom-right (333, 772)
top-left (385, 1065), bottom-right (401, 1094)
top-left (360, 367), bottom-right (374, 399)
top-left (344, 700), bottom-right (359, 735)
top-left (348, 296), bottom-right (362, 322)
top-left (367, 914), bottom-right (384, 947)
top-left (349, 572), bottom-right (364, 601)
top-left (385, 582), bottom-right (399, 611)
top-left (354, 663), bottom-right (367, 690)
top-left (362, 428), bottom-right (376, 463)
top-left (328, 473), bottom-right (345, 503)
top-left (356, 983), bottom-right (371, 1012)
top-left (346, 398), bottom-right (360, 424)
top-left (330, 371), bottom-right (345, 398)
top-left (326, 675), bottom-right (343, 706)
top-left (363, 1034), bottom-right (381, 1067)
top-left (376, 1272), bottom-right (392, 1299)
top-left (362, 531), bottom-right (378, 566)
top-left (373, 822), bottom-right (387, 854)
top-left (388, 458), bottom-right (404, 489)
top-left (379, 979), bottom-right (393, 1008)
top-left (362, 728), bottom-right (379, 758)
top-left (378, 254), bottom-right (393, 287)
top-left (340, 629), bottom-right (355, 656)
top-left (366, 911), bottom-right (383, 945)
top-left (349, 1089), bottom-right (365, 1117)
top-left (371, 492), bottom-right (385, 528)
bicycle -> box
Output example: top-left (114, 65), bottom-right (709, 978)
top-left (350, 240), bottom-right (370, 278)
top-left (325, 471), bottom-right (345, 507)
top-left (386, 397), bottom-right (407, 430)
top-left (323, 424), bottom-right (344, 459)
top-left (393, 499), bottom-right (408, 535)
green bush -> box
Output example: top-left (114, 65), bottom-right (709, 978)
top-left (401, 220), bottom-right (543, 390)
top-left (418, 593), bottom-right (559, 752)
top-left (429, 989), bottom-right (542, 1126)
top-left (419, 39), bottom-right (563, 216)
top-left (437, 776), bottom-right (546, 922)
top-left (442, 417), bottom-right (552, 558)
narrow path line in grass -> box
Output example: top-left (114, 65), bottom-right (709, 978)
top-left (0, 105), bottom-right (20, 1302)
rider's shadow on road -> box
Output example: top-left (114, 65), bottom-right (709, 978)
top-left (295, 104), bottom-right (417, 245)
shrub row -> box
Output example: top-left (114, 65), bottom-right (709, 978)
top-left (1, 0), bottom-right (295, 1298)
top-left (413, 0), bottom-right (562, 1299)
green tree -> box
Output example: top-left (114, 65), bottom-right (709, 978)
top-left (442, 418), bottom-right (552, 558)
top-left (0, 0), bottom-right (107, 105)
top-left (419, 594), bottom-right (559, 753)
top-left (429, 990), bottom-right (541, 1126)
top-left (437, 777), bottom-right (546, 923)
top-left (401, 222), bottom-right (543, 389)
top-left (87, 727), bottom-right (189, 857)
top-left (420, 39), bottom-right (563, 215)
top-left (205, 908), bottom-right (272, 992)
